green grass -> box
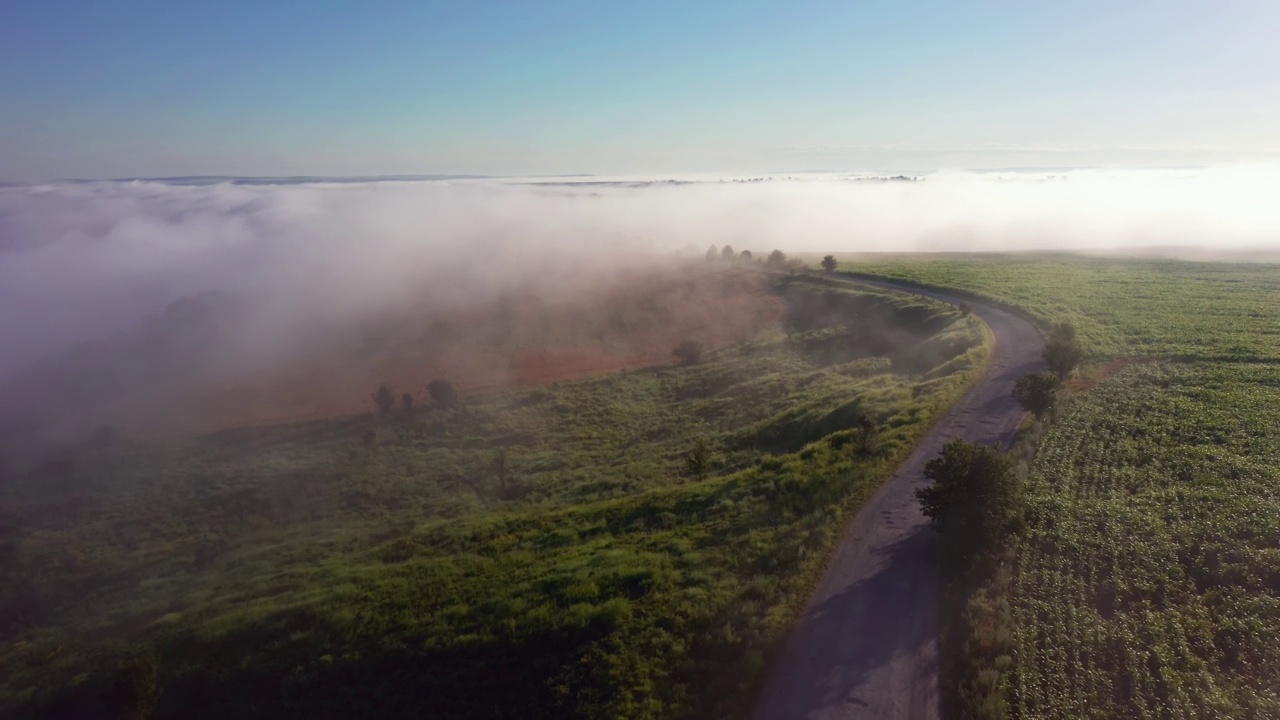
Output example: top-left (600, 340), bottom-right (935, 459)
top-left (0, 274), bottom-right (990, 719)
top-left (826, 253), bottom-right (1280, 361)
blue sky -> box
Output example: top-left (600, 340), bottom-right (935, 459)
top-left (2, 0), bottom-right (1278, 180)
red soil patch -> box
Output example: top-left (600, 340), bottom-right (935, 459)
top-left (1067, 357), bottom-right (1147, 394)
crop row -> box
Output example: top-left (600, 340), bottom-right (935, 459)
top-left (1009, 363), bottom-right (1280, 719)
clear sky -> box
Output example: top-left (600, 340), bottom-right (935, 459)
top-left (2, 0), bottom-right (1278, 180)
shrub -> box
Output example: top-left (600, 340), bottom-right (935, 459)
top-left (1042, 321), bottom-right (1082, 379)
top-left (372, 383), bottom-right (396, 417)
top-left (1012, 371), bottom-right (1058, 418)
top-left (1042, 336), bottom-right (1082, 379)
top-left (672, 340), bottom-right (705, 366)
top-left (705, 244), bottom-right (718, 262)
top-left (766, 249), bottom-right (788, 269)
top-left (721, 245), bottom-right (736, 262)
top-left (428, 379), bottom-right (459, 406)
top-left (401, 392), bottom-right (414, 413)
top-left (852, 416), bottom-right (881, 457)
top-left (685, 438), bottom-right (711, 481)
top-left (820, 255), bottom-right (838, 273)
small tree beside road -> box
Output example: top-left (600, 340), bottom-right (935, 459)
top-left (1013, 371), bottom-right (1058, 418)
top-left (1043, 322), bottom-right (1082, 380)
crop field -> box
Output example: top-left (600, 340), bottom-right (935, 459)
top-left (0, 275), bottom-right (989, 719)
top-left (1013, 363), bottom-right (1280, 719)
top-left (830, 253), bottom-right (1280, 361)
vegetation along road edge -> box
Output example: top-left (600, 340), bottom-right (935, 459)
top-left (753, 278), bottom-right (1044, 720)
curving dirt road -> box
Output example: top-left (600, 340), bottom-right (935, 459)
top-left (752, 279), bottom-right (1044, 720)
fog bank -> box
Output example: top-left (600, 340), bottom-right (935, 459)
top-left (2, 166), bottom-right (1278, 378)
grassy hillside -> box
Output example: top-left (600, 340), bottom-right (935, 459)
top-left (0, 274), bottom-right (990, 719)
top-left (823, 253), bottom-right (1280, 719)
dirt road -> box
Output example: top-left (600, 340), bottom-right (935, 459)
top-left (752, 279), bottom-right (1044, 720)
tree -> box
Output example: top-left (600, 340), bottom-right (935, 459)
top-left (721, 245), bottom-right (736, 262)
top-left (1013, 371), bottom-right (1058, 418)
top-left (672, 340), bottom-right (705, 366)
top-left (915, 440), bottom-right (1021, 562)
top-left (361, 429), bottom-right (376, 447)
top-left (401, 392), bottom-right (414, 413)
top-left (1043, 335), bottom-right (1082, 380)
top-left (766, 249), bottom-right (788, 269)
top-left (685, 438), bottom-right (711, 481)
top-left (427, 379), bottom-right (459, 406)
top-left (821, 255), bottom-right (838, 273)
top-left (705, 244), bottom-right (719, 262)
top-left (372, 383), bottom-right (396, 417)
top-left (739, 249), bottom-right (753, 262)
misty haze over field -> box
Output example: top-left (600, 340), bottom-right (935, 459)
top-left (2, 166), bottom-right (1279, 379)
top-left (8, 2), bottom-right (1280, 717)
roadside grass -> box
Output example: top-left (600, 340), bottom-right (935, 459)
top-left (0, 274), bottom-right (990, 719)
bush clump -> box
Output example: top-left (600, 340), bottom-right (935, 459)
top-left (1013, 371), bottom-right (1058, 418)
top-left (428, 379), bottom-right (459, 406)
top-left (372, 383), bottom-right (396, 417)
top-left (672, 340), bottom-right (705, 366)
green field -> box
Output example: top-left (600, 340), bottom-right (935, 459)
top-left (1014, 363), bottom-right (1280, 719)
top-left (829, 253), bottom-right (1280, 719)
top-left (832, 253), bottom-right (1280, 362)
top-left (0, 274), bottom-right (989, 719)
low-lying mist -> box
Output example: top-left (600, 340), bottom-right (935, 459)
top-left (2, 165), bottom-right (1278, 387)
